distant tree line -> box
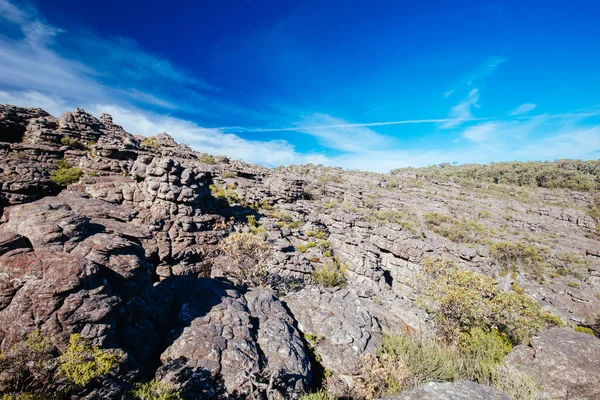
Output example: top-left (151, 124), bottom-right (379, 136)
top-left (391, 159), bottom-right (600, 191)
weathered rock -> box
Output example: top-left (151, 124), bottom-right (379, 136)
top-left (157, 279), bottom-right (310, 399)
top-left (505, 327), bottom-right (600, 400)
top-left (284, 285), bottom-right (428, 385)
top-left (379, 381), bottom-right (511, 400)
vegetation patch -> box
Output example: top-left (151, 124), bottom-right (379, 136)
top-left (0, 331), bottom-right (119, 398)
top-left (209, 184), bottom-right (240, 205)
top-left (199, 153), bottom-right (216, 164)
top-left (391, 160), bottom-right (600, 192)
top-left (355, 332), bottom-right (537, 400)
top-left (142, 137), bottom-right (160, 148)
top-left (130, 379), bottom-right (183, 400)
top-left (424, 212), bottom-right (488, 244)
top-left (60, 137), bottom-right (88, 150)
top-left (220, 232), bottom-right (271, 286)
top-left (365, 210), bottom-right (419, 233)
top-left (50, 159), bottom-right (83, 186)
top-left (489, 241), bottom-right (550, 278)
top-left (419, 257), bottom-right (562, 344)
top-left (312, 260), bottom-right (346, 288)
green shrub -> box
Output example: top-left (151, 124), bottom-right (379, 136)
top-left (297, 245), bottom-right (307, 253)
top-left (60, 137), bottom-right (87, 150)
top-left (142, 137), bottom-right (160, 148)
top-left (511, 282), bottom-right (524, 294)
top-left (0, 331), bottom-right (55, 393)
top-left (370, 333), bottom-right (534, 398)
top-left (420, 257), bottom-right (562, 344)
top-left (552, 252), bottom-right (590, 279)
top-left (491, 364), bottom-right (539, 400)
top-left (307, 241), bottom-right (316, 248)
top-left (574, 326), bottom-right (595, 335)
top-left (312, 261), bottom-right (346, 288)
top-left (366, 210), bottom-right (418, 234)
top-left (299, 390), bottom-right (334, 400)
top-left (458, 327), bottom-right (512, 383)
top-left (220, 232), bottom-right (271, 286)
top-left (223, 171), bottom-right (237, 178)
top-left (275, 221), bottom-right (285, 228)
top-left (209, 184), bottom-right (240, 205)
top-left (57, 334), bottom-right (119, 387)
top-left (489, 241), bottom-right (550, 278)
top-left (246, 215), bottom-right (257, 227)
top-left (424, 212), bottom-right (487, 243)
top-left (287, 220), bottom-right (303, 229)
top-left (378, 334), bottom-right (456, 388)
top-left (130, 379), bottom-right (183, 400)
top-left (391, 159), bottom-right (600, 192)
top-left (50, 159), bottom-right (83, 186)
top-left (199, 153), bottom-right (216, 164)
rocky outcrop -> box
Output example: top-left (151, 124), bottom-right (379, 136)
top-left (380, 381), bottom-right (511, 400)
top-left (285, 286), bottom-right (428, 390)
top-left (505, 327), bottom-right (600, 400)
top-left (0, 104), bottom-right (599, 399)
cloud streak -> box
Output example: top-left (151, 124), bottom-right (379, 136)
top-left (0, 1), bottom-right (598, 174)
top-left (510, 103), bottom-right (537, 116)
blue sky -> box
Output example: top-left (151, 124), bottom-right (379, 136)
top-left (1, 0), bottom-right (599, 171)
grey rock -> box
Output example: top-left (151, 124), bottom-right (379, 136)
top-left (380, 380), bottom-right (511, 400)
top-left (505, 327), bottom-right (600, 400)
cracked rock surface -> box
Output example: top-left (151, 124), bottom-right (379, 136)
top-left (1, 104), bottom-right (599, 399)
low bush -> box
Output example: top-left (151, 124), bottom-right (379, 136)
top-left (366, 210), bottom-right (418, 233)
top-left (359, 333), bottom-right (537, 400)
top-left (130, 379), bottom-right (183, 400)
top-left (574, 326), bottom-right (595, 336)
top-left (209, 184), bottom-right (240, 205)
top-left (420, 257), bottom-right (562, 344)
top-left (299, 390), bottom-right (334, 400)
top-left (199, 153), bottom-right (216, 164)
top-left (57, 334), bottom-right (119, 387)
top-left (287, 220), bottom-right (304, 229)
top-left (220, 232), bottom-right (271, 286)
top-left (50, 159), bottom-right (83, 187)
top-left (491, 364), bottom-right (539, 400)
top-left (312, 261), bottom-right (346, 288)
top-left (60, 137), bottom-right (87, 150)
top-left (142, 137), bottom-right (160, 148)
top-left (0, 331), bottom-right (119, 397)
top-left (552, 251), bottom-right (590, 279)
top-left (489, 241), bottom-right (550, 278)
top-left (424, 212), bottom-right (487, 243)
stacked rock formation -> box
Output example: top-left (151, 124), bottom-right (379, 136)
top-left (0, 104), bottom-right (599, 399)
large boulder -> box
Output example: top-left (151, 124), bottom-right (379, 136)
top-left (504, 327), bottom-right (600, 400)
top-left (156, 280), bottom-right (311, 399)
top-left (380, 381), bottom-right (511, 400)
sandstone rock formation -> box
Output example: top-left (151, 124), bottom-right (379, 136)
top-left (0, 104), bottom-right (599, 399)
top-left (380, 381), bottom-right (511, 400)
top-left (505, 327), bottom-right (600, 399)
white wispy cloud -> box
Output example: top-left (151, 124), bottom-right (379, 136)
top-left (0, 0), bottom-right (598, 174)
top-left (442, 88), bottom-right (480, 128)
top-left (510, 103), bottom-right (537, 116)
top-left (88, 105), bottom-right (329, 166)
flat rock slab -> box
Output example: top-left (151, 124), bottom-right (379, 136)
top-left (505, 327), bottom-right (600, 400)
top-left (380, 381), bottom-right (511, 400)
